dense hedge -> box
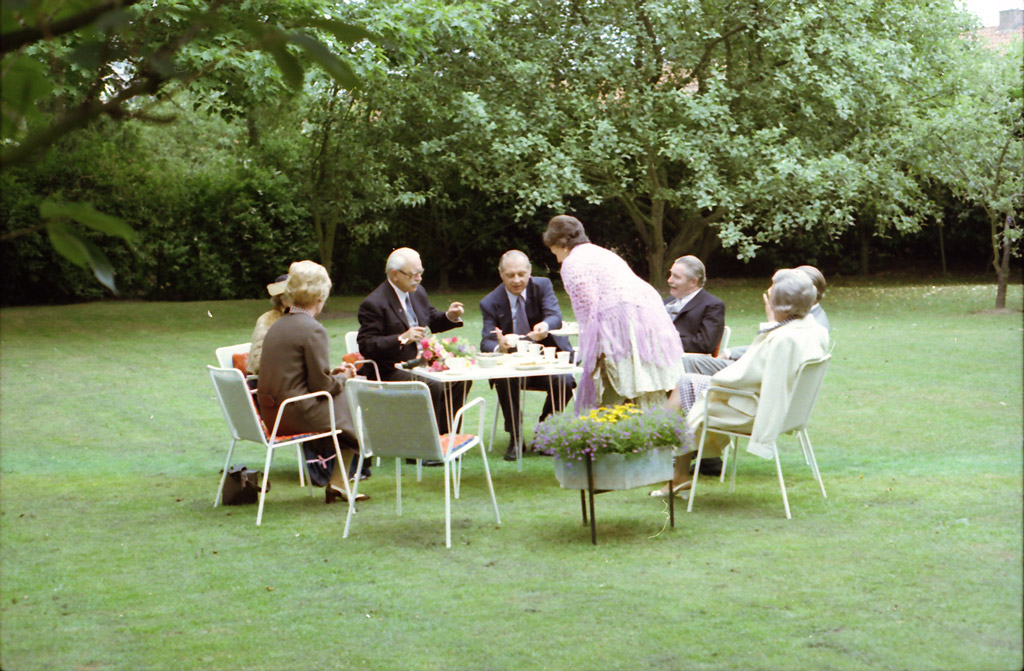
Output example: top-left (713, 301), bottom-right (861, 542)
top-left (0, 116), bottom-right (1005, 307)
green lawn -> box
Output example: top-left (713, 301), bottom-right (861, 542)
top-left (1, 277), bottom-right (1021, 671)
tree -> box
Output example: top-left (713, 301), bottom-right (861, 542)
top-left (910, 36), bottom-right (1023, 308)
top-left (428, 0), bottom-right (978, 287)
top-left (295, 0), bottom-right (529, 289)
top-left (0, 0), bottom-right (374, 292)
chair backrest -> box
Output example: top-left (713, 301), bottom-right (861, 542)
top-left (208, 365), bottom-right (267, 445)
top-left (345, 379), bottom-right (444, 461)
top-left (719, 325), bottom-right (731, 352)
top-left (779, 354), bottom-right (831, 435)
top-left (215, 342), bottom-right (252, 369)
top-left (344, 331), bottom-right (359, 355)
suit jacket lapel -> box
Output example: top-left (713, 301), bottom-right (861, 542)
top-left (677, 289), bottom-right (705, 317)
top-left (525, 280), bottom-right (540, 324)
top-left (386, 287), bottom-right (411, 328)
top-left (498, 292), bottom-right (514, 333)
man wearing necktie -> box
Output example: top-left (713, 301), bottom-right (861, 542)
top-left (357, 247), bottom-right (470, 441)
top-left (664, 255), bottom-right (726, 357)
top-left (480, 250), bottom-right (575, 461)
top-left (664, 255), bottom-right (726, 475)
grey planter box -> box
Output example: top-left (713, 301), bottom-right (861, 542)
top-left (554, 448), bottom-right (674, 490)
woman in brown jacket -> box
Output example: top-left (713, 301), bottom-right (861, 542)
top-left (256, 260), bottom-right (366, 503)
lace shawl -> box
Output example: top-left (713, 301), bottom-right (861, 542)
top-left (560, 243), bottom-right (683, 409)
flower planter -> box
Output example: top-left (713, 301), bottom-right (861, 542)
top-left (554, 448), bottom-right (674, 491)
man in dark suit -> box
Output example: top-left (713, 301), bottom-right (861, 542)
top-left (480, 250), bottom-right (575, 461)
top-left (665, 255), bottom-right (726, 356)
top-left (357, 247), bottom-right (469, 439)
top-left (666, 254), bottom-right (726, 475)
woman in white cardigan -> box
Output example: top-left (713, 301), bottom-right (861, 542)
top-left (652, 268), bottom-right (830, 498)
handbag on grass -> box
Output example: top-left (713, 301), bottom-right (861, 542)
top-left (221, 464), bottom-right (269, 505)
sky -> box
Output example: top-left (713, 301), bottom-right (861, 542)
top-left (962, 0), bottom-right (1023, 26)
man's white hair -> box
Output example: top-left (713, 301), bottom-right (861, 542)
top-left (386, 247), bottom-right (420, 274)
top-left (673, 255), bottom-right (706, 287)
top-left (769, 268), bottom-right (816, 320)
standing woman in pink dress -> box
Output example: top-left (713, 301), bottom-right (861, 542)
top-left (543, 215), bottom-right (683, 410)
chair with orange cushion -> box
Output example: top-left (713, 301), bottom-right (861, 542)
top-left (207, 365), bottom-right (353, 525)
top-left (215, 342), bottom-right (257, 386)
top-left (343, 378), bottom-right (500, 548)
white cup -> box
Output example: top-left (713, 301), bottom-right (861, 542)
top-left (446, 357), bottom-right (469, 370)
top-left (528, 343), bottom-right (543, 356)
top-left (556, 350), bottom-right (571, 365)
top-left (516, 340), bottom-right (529, 354)
top-left (505, 333), bottom-right (520, 349)
top-left (543, 346), bottom-right (556, 361)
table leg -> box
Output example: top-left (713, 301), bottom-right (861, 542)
top-left (580, 489), bottom-right (588, 524)
top-left (586, 457), bottom-right (596, 545)
top-left (669, 480), bottom-right (675, 528)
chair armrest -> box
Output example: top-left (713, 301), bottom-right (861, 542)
top-left (269, 390), bottom-right (335, 440)
top-left (451, 396), bottom-right (486, 437)
top-left (698, 386), bottom-right (759, 428)
top-left (706, 385), bottom-right (758, 400)
top-left (353, 359), bottom-right (380, 381)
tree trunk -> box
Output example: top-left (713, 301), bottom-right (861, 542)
top-left (437, 263), bottom-right (451, 293)
top-left (644, 219), bottom-right (667, 292)
top-left (993, 213), bottom-right (1011, 310)
top-left (937, 218), bottom-right (947, 275)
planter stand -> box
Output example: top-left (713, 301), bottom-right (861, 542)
top-left (556, 450), bottom-right (676, 545)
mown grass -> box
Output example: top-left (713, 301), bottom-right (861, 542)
top-left (1, 277), bottom-right (1021, 671)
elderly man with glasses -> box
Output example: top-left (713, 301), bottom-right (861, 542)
top-left (357, 248), bottom-right (470, 447)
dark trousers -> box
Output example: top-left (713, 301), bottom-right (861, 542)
top-left (493, 373), bottom-right (575, 436)
top-left (303, 433), bottom-right (358, 487)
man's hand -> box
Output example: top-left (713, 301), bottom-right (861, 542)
top-left (400, 325), bottom-right (428, 345)
top-left (527, 321), bottom-right (549, 342)
top-left (446, 301), bottom-right (465, 322)
top-left (492, 327), bottom-right (512, 352)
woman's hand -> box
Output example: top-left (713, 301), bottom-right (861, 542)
top-left (331, 362), bottom-right (357, 380)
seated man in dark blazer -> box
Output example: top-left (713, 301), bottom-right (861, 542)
top-left (356, 247), bottom-right (469, 440)
top-left (480, 250), bottom-right (575, 461)
top-left (666, 254), bottom-right (726, 474)
top-left (665, 255), bottom-right (726, 357)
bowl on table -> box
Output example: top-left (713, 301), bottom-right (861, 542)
top-left (476, 352), bottom-right (502, 369)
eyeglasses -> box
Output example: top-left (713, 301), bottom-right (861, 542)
top-left (398, 268), bottom-right (424, 278)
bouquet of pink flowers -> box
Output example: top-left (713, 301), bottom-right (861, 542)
top-left (418, 335), bottom-right (476, 371)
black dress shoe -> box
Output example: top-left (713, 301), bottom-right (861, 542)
top-left (405, 458), bottom-right (444, 467)
top-left (690, 457), bottom-right (723, 476)
top-left (503, 442), bottom-right (519, 462)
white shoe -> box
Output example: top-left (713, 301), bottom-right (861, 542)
top-left (649, 483), bottom-right (689, 499)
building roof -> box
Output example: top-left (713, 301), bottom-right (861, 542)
top-left (974, 9), bottom-right (1024, 50)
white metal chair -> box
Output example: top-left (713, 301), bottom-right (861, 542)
top-left (714, 325), bottom-right (731, 358)
top-left (215, 342), bottom-right (251, 370)
top-left (343, 329), bottom-right (382, 468)
top-left (688, 353), bottom-right (831, 519)
top-left (344, 331), bottom-right (359, 355)
top-left (207, 365), bottom-right (352, 525)
top-left (215, 342), bottom-right (258, 390)
top-left (343, 378), bottom-right (500, 548)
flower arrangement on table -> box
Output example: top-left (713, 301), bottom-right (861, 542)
top-left (418, 335), bottom-right (477, 371)
top-left (533, 403), bottom-right (690, 461)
